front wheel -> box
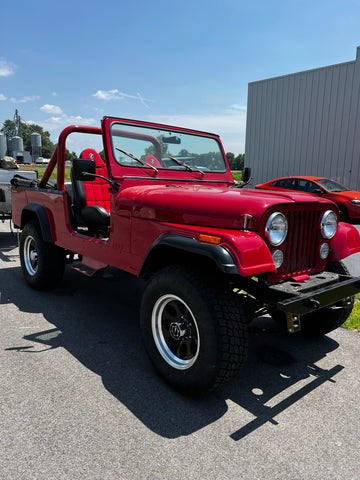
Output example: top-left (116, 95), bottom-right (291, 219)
top-left (20, 221), bottom-right (65, 290)
top-left (140, 266), bottom-right (248, 395)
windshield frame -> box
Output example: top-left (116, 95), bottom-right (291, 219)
top-left (109, 120), bottom-right (227, 174)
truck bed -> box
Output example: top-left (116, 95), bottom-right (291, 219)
top-left (0, 168), bottom-right (38, 218)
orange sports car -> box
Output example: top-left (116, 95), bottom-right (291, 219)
top-left (255, 176), bottom-right (360, 221)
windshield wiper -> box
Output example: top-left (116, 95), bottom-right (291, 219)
top-left (116, 147), bottom-right (158, 173)
top-left (168, 155), bottom-right (204, 176)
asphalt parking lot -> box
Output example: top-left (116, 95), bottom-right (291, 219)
top-left (0, 220), bottom-right (359, 480)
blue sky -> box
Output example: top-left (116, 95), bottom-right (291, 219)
top-left (1, 0), bottom-right (360, 155)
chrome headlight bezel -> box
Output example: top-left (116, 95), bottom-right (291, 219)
top-left (320, 210), bottom-right (337, 239)
top-left (265, 212), bottom-right (288, 246)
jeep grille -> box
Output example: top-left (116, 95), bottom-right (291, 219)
top-left (267, 205), bottom-right (326, 282)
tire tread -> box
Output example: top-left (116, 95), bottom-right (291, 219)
top-left (141, 265), bottom-right (249, 395)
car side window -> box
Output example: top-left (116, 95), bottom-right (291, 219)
top-left (296, 180), bottom-right (320, 193)
top-left (273, 179), bottom-right (297, 189)
top-left (297, 179), bottom-right (311, 192)
top-left (273, 180), bottom-right (286, 188)
top-left (306, 182), bottom-right (320, 193)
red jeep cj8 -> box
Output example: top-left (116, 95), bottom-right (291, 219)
top-left (11, 117), bottom-right (360, 395)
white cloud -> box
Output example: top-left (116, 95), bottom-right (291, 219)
top-left (0, 94), bottom-right (7, 101)
top-left (66, 133), bottom-right (103, 155)
top-left (147, 106), bottom-right (247, 154)
top-left (37, 114), bottom-right (98, 155)
top-left (93, 89), bottom-right (124, 100)
top-left (39, 114), bottom-right (96, 132)
top-left (40, 104), bottom-right (63, 114)
top-left (0, 60), bottom-right (15, 77)
top-left (93, 89), bottom-right (152, 108)
top-left (229, 104), bottom-right (247, 111)
top-left (10, 95), bottom-right (39, 104)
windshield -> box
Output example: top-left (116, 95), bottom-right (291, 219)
top-left (316, 178), bottom-right (349, 192)
top-left (110, 123), bottom-right (226, 173)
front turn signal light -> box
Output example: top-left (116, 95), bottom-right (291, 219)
top-left (199, 234), bottom-right (221, 245)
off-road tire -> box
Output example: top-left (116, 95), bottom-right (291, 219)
top-left (20, 220), bottom-right (65, 290)
top-left (272, 261), bottom-right (354, 337)
top-left (140, 265), bottom-right (248, 395)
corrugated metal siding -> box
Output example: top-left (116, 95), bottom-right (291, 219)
top-left (245, 48), bottom-right (360, 190)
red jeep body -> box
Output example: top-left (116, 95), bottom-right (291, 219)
top-left (11, 117), bottom-right (360, 395)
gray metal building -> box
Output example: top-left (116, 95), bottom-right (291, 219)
top-left (245, 47), bottom-right (360, 190)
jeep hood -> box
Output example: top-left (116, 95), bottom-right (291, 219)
top-left (117, 184), bottom-right (334, 230)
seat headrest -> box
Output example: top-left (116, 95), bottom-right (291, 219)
top-left (80, 149), bottom-right (105, 167)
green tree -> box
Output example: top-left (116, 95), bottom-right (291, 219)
top-left (65, 149), bottom-right (78, 162)
top-left (1, 119), bottom-right (56, 158)
top-left (98, 150), bottom-right (105, 161)
top-left (226, 152), bottom-right (245, 170)
top-left (226, 152), bottom-right (235, 169)
top-left (144, 135), bottom-right (168, 160)
top-left (235, 153), bottom-right (245, 171)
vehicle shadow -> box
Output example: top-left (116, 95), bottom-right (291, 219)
top-left (1, 265), bottom-right (343, 440)
top-left (222, 318), bottom-right (343, 440)
top-left (0, 225), bottom-right (18, 262)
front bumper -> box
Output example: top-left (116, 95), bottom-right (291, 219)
top-left (269, 271), bottom-right (360, 316)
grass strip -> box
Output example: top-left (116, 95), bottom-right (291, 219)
top-left (343, 294), bottom-right (360, 332)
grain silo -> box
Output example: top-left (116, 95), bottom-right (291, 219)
top-left (0, 132), bottom-right (7, 159)
top-left (11, 135), bottom-right (24, 161)
top-left (30, 132), bottom-right (42, 162)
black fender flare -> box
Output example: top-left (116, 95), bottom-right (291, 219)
top-left (140, 234), bottom-right (239, 278)
top-left (21, 203), bottom-right (53, 243)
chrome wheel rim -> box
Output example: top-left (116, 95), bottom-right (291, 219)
top-left (24, 235), bottom-right (38, 276)
top-left (151, 294), bottom-right (200, 370)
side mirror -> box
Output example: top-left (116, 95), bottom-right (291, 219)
top-left (314, 188), bottom-right (324, 194)
top-left (72, 158), bottom-right (96, 181)
top-left (242, 167), bottom-right (251, 183)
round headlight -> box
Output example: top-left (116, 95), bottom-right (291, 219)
top-left (265, 212), bottom-right (288, 246)
top-left (320, 210), bottom-right (337, 239)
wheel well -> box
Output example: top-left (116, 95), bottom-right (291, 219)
top-left (140, 245), bottom-right (222, 279)
top-left (20, 205), bottom-right (53, 242)
top-left (21, 209), bottom-right (38, 227)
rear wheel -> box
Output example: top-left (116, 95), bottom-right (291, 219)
top-left (272, 261), bottom-right (354, 337)
top-left (140, 265), bottom-right (248, 395)
top-left (20, 221), bottom-right (65, 290)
